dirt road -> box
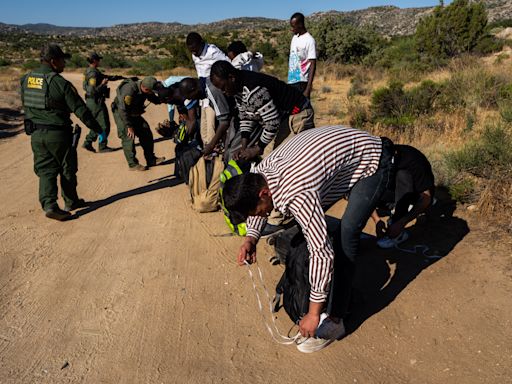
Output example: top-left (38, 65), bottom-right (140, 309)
top-left (0, 73), bottom-right (511, 383)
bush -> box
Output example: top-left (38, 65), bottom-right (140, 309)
top-left (348, 101), bottom-right (369, 128)
top-left (311, 17), bottom-right (384, 64)
top-left (0, 58), bottom-right (11, 66)
top-left (445, 125), bottom-right (512, 178)
top-left (347, 74), bottom-right (368, 97)
top-left (415, 0), bottom-right (488, 60)
top-left (101, 54), bottom-right (130, 69)
top-left (67, 54), bottom-right (88, 68)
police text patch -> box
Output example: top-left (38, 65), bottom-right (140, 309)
top-left (27, 77), bottom-right (44, 89)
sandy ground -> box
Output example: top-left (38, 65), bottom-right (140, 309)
top-left (0, 73), bottom-right (511, 384)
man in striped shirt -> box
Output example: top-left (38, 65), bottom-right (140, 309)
top-left (210, 60), bottom-right (315, 162)
top-left (222, 125), bottom-right (394, 352)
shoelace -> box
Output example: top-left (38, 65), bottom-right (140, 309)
top-left (244, 261), bottom-right (302, 345)
top-left (394, 242), bottom-right (442, 261)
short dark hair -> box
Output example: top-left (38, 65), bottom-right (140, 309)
top-left (290, 12), bottom-right (305, 25)
top-left (210, 60), bottom-right (237, 80)
top-left (222, 173), bottom-right (267, 224)
top-left (186, 32), bottom-right (203, 46)
top-left (227, 41), bottom-right (247, 56)
top-left (179, 77), bottom-right (201, 99)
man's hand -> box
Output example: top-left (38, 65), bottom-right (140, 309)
top-left (203, 142), bottom-right (215, 156)
top-left (375, 219), bottom-right (387, 239)
top-left (101, 78), bottom-right (109, 86)
top-left (239, 146), bottom-right (262, 161)
top-left (237, 237), bottom-right (258, 265)
top-left (387, 220), bottom-right (405, 238)
top-left (299, 312), bottom-right (321, 338)
top-left (127, 127), bottom-right (135, 140)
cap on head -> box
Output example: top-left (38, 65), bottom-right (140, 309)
top-left (87, 51), bottom-right (103, 62)
top-left (40, 43), bottom-right (71, 62)
top-left (141, 76), bottom-right (158, 91)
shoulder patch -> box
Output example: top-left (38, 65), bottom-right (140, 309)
top-left (124, 95), bottom-right (132, 105)
top-left (89, 77), bottom-right (96, 86)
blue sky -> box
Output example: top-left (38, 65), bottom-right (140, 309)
top-left (2, 0), bottom-right (449, 27)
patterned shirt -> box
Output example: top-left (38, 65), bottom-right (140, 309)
top-left (247, 126), bottom-right (383, 302)
top-left (234, 71), bottom-right (307, 148)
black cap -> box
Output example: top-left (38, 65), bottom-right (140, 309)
top-left (88, 51), bottom-right (103, 61)
top-left (40, 43), bottom-right (71, 61)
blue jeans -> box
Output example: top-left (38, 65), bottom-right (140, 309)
top-left (328, 137), bottom-right (394, 319)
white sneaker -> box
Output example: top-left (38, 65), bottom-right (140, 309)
top-left (377, 231), bottom-right (409, 249)
top-left (296, 336), bottom-right (334, 353)
top-left (296, 314), bottom-right (345, 353)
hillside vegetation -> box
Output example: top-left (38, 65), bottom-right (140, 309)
top-left (1, 0), bottom-right (511, 226)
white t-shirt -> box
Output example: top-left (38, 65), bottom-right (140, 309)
top-left (288, 32), bottom-right (316, 84)
top-left (192, 43), bottom-right (229, 78)
top-left (231, 52), bottom-right (264, 72)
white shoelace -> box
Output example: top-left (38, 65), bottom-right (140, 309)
top-left (244, 261), bottom-right (301, 345)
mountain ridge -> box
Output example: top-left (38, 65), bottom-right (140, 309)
top-left (0, 1), bottom-right (511, 37)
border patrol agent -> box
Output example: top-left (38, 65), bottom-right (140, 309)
top-left (82, 52), bottom-right (116, 153)
top-left (20, 43), bottom-right (104, 221)
top-left (112, 76), bottom-right (165, 171)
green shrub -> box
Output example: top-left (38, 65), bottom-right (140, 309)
top-left (67, 54), bottom-right (88, 68)
top-left (448, 178), bottom-right (476, 203)
top-left (445, 125), bottom-right (512, 178)
top-left (348, 101), bottom-right (369, 128)
top-left (347, 74), bottom-right (368, 97)
top-left (473, 35), bottom-right (504, 55)
top-left (101, 54), bottom-right (130, 69)
top-left (0, 58), bottom-right (11, 66)
top-left (415, 0), bottom-right (488, 60)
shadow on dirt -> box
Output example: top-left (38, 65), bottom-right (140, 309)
top-left (345, 187), bottom-right (470, 334)
top-left (73, 175), bottom-right (182, 217)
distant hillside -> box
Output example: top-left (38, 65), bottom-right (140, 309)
top-left (1, 0), bottom-right (511, 37)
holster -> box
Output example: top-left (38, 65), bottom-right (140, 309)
top-left (24, 119), bottom-right (35, 136)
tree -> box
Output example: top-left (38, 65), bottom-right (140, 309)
top-left (415, 0), bottom-right (487, 59)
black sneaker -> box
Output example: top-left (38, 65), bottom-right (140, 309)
top-left (45, 207), bottom-right (71, 221)
top-left (82, 142), bottom-right (96, 153)
top-left (98, 146), bottom-right (115, 153)
top-left (63, 198), bottom-right (88, 212)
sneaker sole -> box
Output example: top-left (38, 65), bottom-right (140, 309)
top-left (296, 338), bottom-right (334, 353)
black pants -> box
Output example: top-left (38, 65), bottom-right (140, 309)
top-left (327, 137), bottom-right (395, 319)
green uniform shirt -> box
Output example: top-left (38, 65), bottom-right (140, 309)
top-left (20, 64), bottom-right (102, 133)
top-left (83, 67), bottom-right (108, 100)
top-left (114, 79), bottom-right (160, 128)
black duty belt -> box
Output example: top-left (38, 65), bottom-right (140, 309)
top-left (34, 123), bottom-right (68, 131)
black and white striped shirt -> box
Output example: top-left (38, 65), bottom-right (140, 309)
top-left (234, 71), bottom-right (308, 149)
top-left (247, 126), bottom-right (383, 303)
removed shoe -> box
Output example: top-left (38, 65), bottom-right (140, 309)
top-left (64, 198), bottom-right (88, 212)
top-left (82, 142), bottom-right (96, 153)
top-left (296, 313), bottom-right (345, 353)
top-left (377, 231), bottom-right (410, 249)
top-left (147, 156), bottom-right (166, 167)
top-left (129, 164), bottom-right (147, 171)
top-left (45, 206), bottom-right (71, 221)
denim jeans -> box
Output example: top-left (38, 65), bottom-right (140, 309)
top-left (328, 137), bottom-right (394, 319)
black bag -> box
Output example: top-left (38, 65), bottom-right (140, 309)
top-left (272, 217), bottom-right (342, 324)
top-left (272, 226), bottom-right (311, 324)
top-left (175, 142), bottom-right (202, 185)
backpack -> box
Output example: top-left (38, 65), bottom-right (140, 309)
top-left (219, 159), bottom-right (252, 236)
top-left (174, 142), bottom-right (202, 185)
top-left (272, 226), bottom-right (311, 324)
top-left (189, 155), bottom-right (224, 213)
top-left (272, 217), bottom-right (343, 324)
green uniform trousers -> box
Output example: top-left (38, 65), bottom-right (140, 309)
top-left (83, 98), bottom-right (110, 149)
top-left (31, 128), bottom-right (79, 211)
top-left (113, 111), bottom-right (155, 168)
